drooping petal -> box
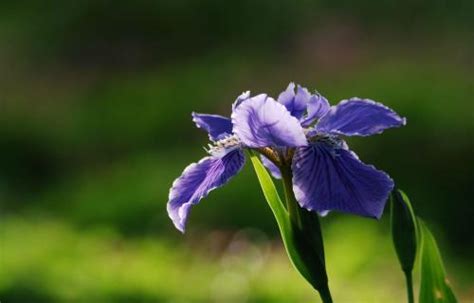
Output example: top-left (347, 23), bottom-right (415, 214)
top-left (292, 142), bottom-right (394, 218)
top-left (260, 155), bottom-right (281, 179)
top-left (316, 98), bottom-right (406, 136)
top-left (192, 112), bottom-right (233, 141)
top-left (277, 83), bottom-right (311, 119)
top-left (232, 94), bottom-right (307, 148)
top-left (167, 150), bottom-right (245, 232)
top-left (232, 91), bottom-right (251, 110)
top-left (301, 93), bottom-right (330, 127)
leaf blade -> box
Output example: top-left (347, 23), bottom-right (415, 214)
top-left (249, 151), bottom-right (319, 290)
top-left (248, 151), bottom-right (288, 230)
top-left (418, 220), bottom-right (457, 303)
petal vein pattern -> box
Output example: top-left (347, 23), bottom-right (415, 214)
top-left (167, 150), bottom-right (245, 232)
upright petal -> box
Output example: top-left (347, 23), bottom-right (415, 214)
top-left (316, 98), bottom-right (406, 136)
top-left (292, 142), bottom-right (394, 218)
top-left (277, 83), bottom-right (311, 119)
top-left (301, 93), bottom-right (330, 127)
top-left (277, 82), bottom-right (296, 110)
top-left (167, 150), bottom-right (245, 232)
top-left (260, 155), bottom-right (282, 179)
top-left (192, 112), bottom-right (233, 141)
top-left (232, 94), bottom-right (307, 148)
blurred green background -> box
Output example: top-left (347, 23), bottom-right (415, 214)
top-left (0, 1), bottom-right (473, 302)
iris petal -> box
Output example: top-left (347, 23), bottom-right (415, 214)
top-left (292, 142), bottom-right (394, 218)
top-left (260, 155), bottom-right (281, 179)
top-left (167, 150), bottom-right (245, 232)
top-left (277, 83), bottom-right (311, 119)
top-left (292, 85), bottom-right (312, 118)
top-left (192, 112), bottom-right (233, 141)
top-left (316, 98), bottom-right (406, 136)
top-left (231, 94), bottom-right (307, 148)
top-left (277, 82), bottom-right (296, 112)
top-left (301, 93), bottom-right (330, 127)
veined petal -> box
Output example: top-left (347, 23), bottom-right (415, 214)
top-left (232, 94), bottom-right (307, 148)
top-left (292, 142), bottom-right (394, 218)
top-left (301, 93), bottom-right (330, 127)
top-left (316, 98), bottom-right (406, 136)
top-left (192, 112), bottom-right (233, 141)
top-left (167, 150), bottom-right (245, 232)
top-left (277, 83), bottom-right (311, 119)
top-left (260, 155), bottom-right (281, 179)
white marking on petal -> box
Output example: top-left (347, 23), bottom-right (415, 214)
top-left (206, 134), bottom-right (242, 157)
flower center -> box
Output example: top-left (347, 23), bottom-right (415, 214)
top-left (309, 133), bottom-right (345, 149)
top-left (206, 134), bottom-right (241, 157)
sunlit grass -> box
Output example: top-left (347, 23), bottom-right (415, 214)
top-left (2, 215), bottom-right (457, 302)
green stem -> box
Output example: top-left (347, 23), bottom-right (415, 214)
top-left (404, 271), bottom-right (414, 303)
top-left (281, 166), bottom-right (302, 228)
top-left (318, 284), bottom-right (333, 303)
top-left (280, 165), bottom-right (333, 303)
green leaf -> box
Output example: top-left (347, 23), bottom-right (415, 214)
top-left (248, 152), bottom-right (310, 280)
top-left (248, 151), bottom-right (331, 301)
top-left (418, 220), bottom-right (457, 303)
top-left (391, 189), bottom-right (418, 274)
top-left (248, 151), bottom-right (289, 232)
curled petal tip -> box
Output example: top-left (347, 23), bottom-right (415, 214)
top-left (192, 112), bottom-right (233, 141)
top-left (232, 90), bottom-right (251, 110)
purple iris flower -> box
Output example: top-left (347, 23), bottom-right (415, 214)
top-left (167, 83), bottom-right (405, 232)
top-left (167, 92), bottom-right (307, 232)
top-left (262, 83), bottom-right (406, 218)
